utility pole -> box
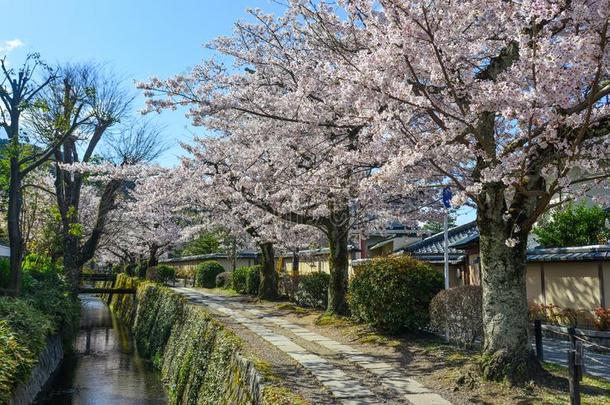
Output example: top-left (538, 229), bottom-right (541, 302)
top-left (442, 187), bottom-right (452, 290)
top-left (443, 209), bottom-right (449, 289)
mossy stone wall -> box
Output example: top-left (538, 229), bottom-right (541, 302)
top-left (109, 274), bottom-right (303, 405)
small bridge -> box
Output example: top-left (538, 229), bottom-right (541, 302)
top-left (78, 287), bottom-right (135, 294)
top-left (78, 273), bottom-right (134, 295)
top-left (80, 273), bottom-right (117, 282)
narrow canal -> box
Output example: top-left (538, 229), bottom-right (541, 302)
top-left (37, 295), bottom-right (167, 404)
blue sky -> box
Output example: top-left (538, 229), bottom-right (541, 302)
top-left (1, 0), bottom-right (286, 165)
top-left (1, 0), bottom-right (475, 224)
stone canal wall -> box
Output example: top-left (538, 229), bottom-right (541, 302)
top-left (9, 335), bottom-right (63, 405)
top-left (107, 275), bottom-right (301, 404)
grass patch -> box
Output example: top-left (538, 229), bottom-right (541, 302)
top-left (315, 313), bottom-right (352, 327)
top-left (195, 287), bottom-right (240, 297)
top-left (276, 303), bottom-right (312, 315)
top-left (413, 338), bottom-right (610, 405)
top-left (539, 362), bottom-right (610, 405)
top-left (250, 357), bottom-right (278, 382)
top-left (262, 386), bottom-right (309, 405)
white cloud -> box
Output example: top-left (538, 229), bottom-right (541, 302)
top-left (0, 38), bottom-right (25, 54)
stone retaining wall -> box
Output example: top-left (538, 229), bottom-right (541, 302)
top-left (108, 275), bottom-right (303, 404)
top-left (9, 335), bottom-right (63, 405)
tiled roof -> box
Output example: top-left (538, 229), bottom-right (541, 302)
top-left (449, 233), bottom-right (480, 249)
top-left (397, 221), bottom-right (478, 256)
top-left (162, 250), bottom-right (259, 263)
top-left (406, 253), bottom-right (467, 265)
top-left (369, 236), bottom-right (395, 251)
top-left (527, 245), bottom-right (610, 262)
top-left (409, 221), bottom-right (610, 263)
top-left (282, 245), bottom-right (360, 257)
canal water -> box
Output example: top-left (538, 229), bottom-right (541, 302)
top-left (38, 295), bottom-right (167, 405)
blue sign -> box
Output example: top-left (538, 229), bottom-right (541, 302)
top-left (442, 187), bottom-right (452, 209)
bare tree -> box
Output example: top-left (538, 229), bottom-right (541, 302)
top-left (30, 63), bottom-right (134, 291)
top-left (0, 54), bottom-right (62, 296)
top-left (104, 119), bottom-right (167, 165)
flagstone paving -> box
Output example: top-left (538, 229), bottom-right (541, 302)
top-left (174, 287), bottom-right (452, 405)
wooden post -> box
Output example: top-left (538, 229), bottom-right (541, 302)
top-left (534, 320), bottom-right (543, 361)
top-left (568, 326), bottom-right (576, 349)
top-left (567, 349), bottom-right (581, 405)
top-left (106, 278), bottom-right (115, 306)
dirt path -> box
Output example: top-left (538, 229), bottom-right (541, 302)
top-left (173, 287), bottom-right (453, 405)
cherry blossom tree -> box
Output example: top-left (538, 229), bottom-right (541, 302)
top-left (99, 171), bottom-right (187, 270)
top-left (309, 0), bottom-right (610, 382)
top-left (138, 9), bottom-right (432, 312)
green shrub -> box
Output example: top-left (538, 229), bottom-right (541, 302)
top-left (277, 272), bottom-right (297, 301)
top-left (0, 253), bottom-right (78, 402)
top-left (0, 258), bottom-right (9, 289)
top-left (215, 271), bottom-right (232, 288)
top-left (295, 272), bottom-right (329, 309)
top-left (0, 298), bottom-right (57, 403)
top-left (111, 263), bottom-right (123, 274)
top-left (195, 261), bottom-right (225, 288)
top-left (348, 255), bottom-right (443, 332)
top-left (0, 320), bottom-right (33, 403)
top-left (21, 253), bottom-right (63, 291)
top-left (429, 285), bottom-right (483, 347)
top-left (124, 262), bottom-right (138, 276)
top-left (156, 265), bottom-right (176, 283)
top-left (136, 263), bottom-right (148, 278)
top-left (232, 265), bottom-right (260, 295)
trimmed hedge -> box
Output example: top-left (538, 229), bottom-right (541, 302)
top-left (195, 261), bottom-right (225, 288)
top-left (348, 255), bottom-right (443, 332)
top-left (0, 258), bottom-right (9, 288)
top-left (430, 285), bottom-right (483, 347)
top-left (215, 271), bottom-right (232, 288)
top-left (295, 272), bottom-right (330, 309)
top-left (156, 264), bottom-right (176, 283)
top-left (232, 265), bottom-right (261, 295)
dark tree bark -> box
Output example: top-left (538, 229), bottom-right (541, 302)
top-left (0, 56), bottom-right (57, 296)
top-left (147, 244), bottom-right (159, 269)
top-left (477, 197), bottom-right (530, 382)
top-left (291, 248), bottom-right (300, 297)
top-left (258, 241), bottom-right (278, 300)
top-left (7, 144), bottom-right (24, 295)
top-left (476, 179), bottom-right (546, 383)
top-left (58, 177), bottom-right (123, 293)
top-left (324, 206), bottom-right (350, 315)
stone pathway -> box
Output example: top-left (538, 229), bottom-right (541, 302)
top-left (174, 287), bottom-right (452, 405)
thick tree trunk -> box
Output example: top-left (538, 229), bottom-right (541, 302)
top-left (478, 207), bottom-right (536, 383)
top-left (147, 246), bottom-right (159, 269)
top-left (326, 218), bottom-right (349, 315)
top-left (7, 154), bottom-right (23, 296)
top-left (291, 249), bottom-right (300, 298)
top-left (258, 242), bottom-right (278, 300)
top-left (63, 233), bottom-right (82, 294)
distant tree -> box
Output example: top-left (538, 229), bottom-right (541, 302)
top-left (422, 215), bottom-right (457, 234)
top-left (177, 232), bottom-right (221, 257)
top-left (0, 55), bottom-right (59, 296)
top-left (533, 203), bottom-right (610, 248)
